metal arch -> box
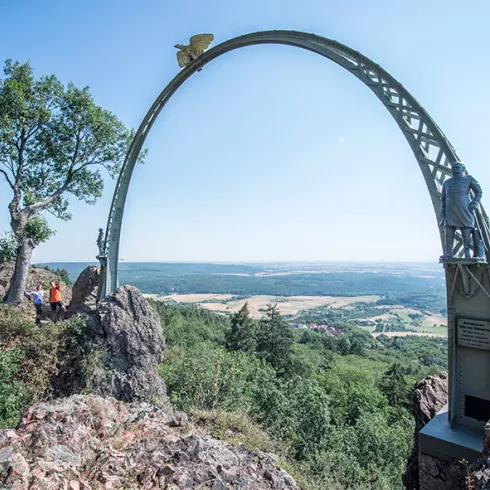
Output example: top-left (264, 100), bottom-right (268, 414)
top-left (98, 30), bottom-right (490, 297)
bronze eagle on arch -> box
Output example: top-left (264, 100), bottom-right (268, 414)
top-left (175, 34), bottom-right (215, 69)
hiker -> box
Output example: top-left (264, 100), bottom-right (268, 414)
top-left (49, 276), bottom-right (66, 322)
top-left (26, 284), bottom-right (44, 325)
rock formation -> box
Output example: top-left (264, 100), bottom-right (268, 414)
top-left (55, 285), bottom-right (166, 405)
top-left (412, 372), bottom-right (449, 431)
top-left (0, 395), bottom-right (299, 489)
top-left (67, 264), bottom-right (100, 316)
top-left (404, 372), bottom-right (449, 490)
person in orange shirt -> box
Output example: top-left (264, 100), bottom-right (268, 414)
top-left (49, 276), bottom-right (66, 322)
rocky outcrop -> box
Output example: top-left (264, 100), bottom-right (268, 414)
top-left (67, 265), bottom-right (100, 315)
top-left (413, 372), bottom-right (449, 430)
top-left (55, 285), bottom-right (166, 404)
top-left (0, 395), bottom-right (299, 489)
top-left (404, 372), bottom-right (449, 490)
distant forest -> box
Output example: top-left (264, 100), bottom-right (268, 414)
top-left (40, 262), bottom-right (446, 313)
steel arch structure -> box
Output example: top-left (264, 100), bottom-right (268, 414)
top-left (98, 30), bottom-right (490, 297)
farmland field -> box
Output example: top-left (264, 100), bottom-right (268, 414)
top-left (146, 292), bottom-right (448, 338)
top-left (149, 293), bottom-right (381, 317)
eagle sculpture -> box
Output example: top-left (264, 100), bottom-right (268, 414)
top-left (175, 34), bottom-right (214, 69)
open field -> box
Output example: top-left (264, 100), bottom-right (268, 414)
top-left (372, 331), bottom-right (446, 339)
top-left (144, 289), bottom-right (448, 338)
top-left (149, 293), bottom-right (381, 318)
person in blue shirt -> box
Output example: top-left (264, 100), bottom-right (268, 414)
top-left (26, 285), bottom-right (44, 325)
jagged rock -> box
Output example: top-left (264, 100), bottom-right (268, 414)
top-left (0, 395), bottom-right (299, 489)
top-left (413, 372), bottom-right (449, 430)
top-left (56, 285), bottom-right (166, 404)
top-left (67, 265), bottom-right (100, 315)
top-left (404, 372), bottom-right (449, 490)
top-left (87, 285), bottom-right (166, 403)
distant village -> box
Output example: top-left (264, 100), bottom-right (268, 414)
top-left (293, 323), bottom-right (341, 336)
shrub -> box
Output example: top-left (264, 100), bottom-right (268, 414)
top-left (160, 342), bottom-right (276, 412)
top-left (0, 348), bottom-right (29, 428)
top-left (0, 305), bottom-right (88, 427)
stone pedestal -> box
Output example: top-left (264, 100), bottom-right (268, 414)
top-left (418, 406), bottom-right (483, 489)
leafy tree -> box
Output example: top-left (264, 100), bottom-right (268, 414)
top-left (379, 363), bottom-right (409, 408)
top-left (349, 338), bottom-right (365, 356)
top-left (225, 302), bottom-right (256, 353)
top-left (256, 303), bottom-right (293, 370)
top-left (0, 60), bottom-right (140, 304)
top-left (337, 335), bottom-right (351, 355)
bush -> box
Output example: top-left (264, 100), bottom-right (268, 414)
top-left (0, 305), bottom-right (87, 427)
top-left (0, 348), bottom-right (29, 428)
top-left (160, 342), bottom-right (276, 412)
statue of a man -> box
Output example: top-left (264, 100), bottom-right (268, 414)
top-left (96, 228), bottom-right (105, 257)
top-left (440, 161), bottom-right (483, 259)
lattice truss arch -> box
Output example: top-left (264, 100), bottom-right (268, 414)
top-left (99, 30), bottom-right (490, 297)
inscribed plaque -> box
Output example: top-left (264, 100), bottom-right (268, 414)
top-left (458, 318), bottom-right (490, 351)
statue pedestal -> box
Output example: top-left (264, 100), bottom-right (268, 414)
top-left (420, 406), bottom-right (483, 462)
top-left (418, 406), bottom-right (483, 490)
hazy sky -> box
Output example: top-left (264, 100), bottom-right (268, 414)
top-left (1, 0), bottom-right (490, 263)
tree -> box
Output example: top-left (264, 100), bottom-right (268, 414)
top-left (0, 60), bottom-right (139, 304)
top-left (225, 302), bottom-right (256, 353)
top-left (336, 335), bottom-right (351, 355)
top-left (256, 303), bottom-right (293, 370)
top-left (379, 363), bottom-right (409, 408)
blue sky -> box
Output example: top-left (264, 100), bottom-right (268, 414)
top-left (1, 0), bottom-right (489, 263)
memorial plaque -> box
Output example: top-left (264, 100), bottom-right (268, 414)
top-left (458, 318), bottom-right (490, 351)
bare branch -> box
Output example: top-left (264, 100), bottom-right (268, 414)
top-left (0, 169), bottom-right (15, 190)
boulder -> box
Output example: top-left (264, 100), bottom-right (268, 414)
top-left (67, 265), bottom-right (100, 315)
top-left (0, 395), bottom-right (299, 490)
top-left (56, 285), bottom-right (166, 404)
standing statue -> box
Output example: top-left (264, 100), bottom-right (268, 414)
top-left (440, 161), bottom-right (483, 259)
top-left (175, 34), bottom-right (214, 69)
top-left (96, 228), bottom-right (105, 257)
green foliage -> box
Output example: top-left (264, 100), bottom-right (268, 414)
top-left (24, 214), bottom-right (55, 245)
top-left (252, 376), bottom-right (331, 459)
top-left (379, 363), bottom-right (410, 408)
top-left (256, 303), bottom-right (294, 370)
top-left (225, 302), bottom-right (256, 353)
top-left (0, 348), bottom-right (29, 428)
top-left (0, 59), bottom-right (140, 255)
top-left (0, 232), bottom-right (18, 262)
top-left (154, 301), bottom-right (229, 348)
top-left (157, 302), bottom-right (445, 489)
top-left (160, 342), bottom-right (276, 412)
top-left (0, 305), bottom-right (87, 427)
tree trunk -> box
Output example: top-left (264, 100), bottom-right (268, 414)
top-left (5, 237), bottom-right (35, 305)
